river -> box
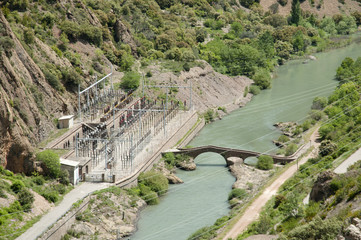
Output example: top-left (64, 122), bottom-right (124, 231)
top-left (129, 40), bottom-right (361, 240)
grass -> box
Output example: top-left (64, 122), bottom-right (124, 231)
top-left (37, 128), bottom-right (70, 149)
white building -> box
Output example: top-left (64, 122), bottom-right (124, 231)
top-left (60, 158), bottom-right (80, 185)
top-left (58, 115), bottom-right (74, 129)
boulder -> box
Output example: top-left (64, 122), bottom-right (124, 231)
top-left (167, 173), bottom-right (184, 184)
top-left (177, 161), bottom-right (196, 171)
top-left (309, 55), bottom-right (317, 60)
top-left (344, 223), bottom-right (361, 240)
top-left (310, 171), bottom-right (337, 202)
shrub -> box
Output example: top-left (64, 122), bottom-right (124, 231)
top-left (53, 184), bottom-right (66, 194)
top-left (61, 67), bottom-right (82, 89)
top-left (42, 191), bottom-right (59, 203)
top-left (278, 0), bottom-right (288, 6)
top-left (59, 170), bottom-right (70, 185)
top-left (278, 135), bottom-right (290, 143)
top-left (0, 36), bottom-right (15, 55)
top-left (139, 184), bottom-right (159, 205)
top-left (228, 188), bottom-right (247, 200)
top-left (138, 170), bottom-right (168, 196)
top-left (285, 143), bottom-right (298, 156)
top-left (286, 216), bottom-right (342, 239)
top-left (204, 109), bottom-right (215, 123)
top-left (23, 28), bottom-right (35, 44)
top-left (187, 226), bottom-right (216, 240)
top-left (252, 68), bottom-right (271, 89)
top-left (311, 97), bottom-right (328, 110)
top-left (10, 180), bottom-right (25, 193)
top-left (162, 152), bottom-right (176, 166)
top-left (120, 71), bottom-right (140, 91)
top-left (42, 68), bottom-right (63, 92)
top-left (183, 62), bottom-right (190, 71)
top-left (257, 155), bottom-right (274, 170)
top-left (319, 140), bottom-right (337, 157)
top-left (32, 176), bottom-right (45, 185)
top-left (36, 150), bottom-right (61, 179)
top-left (250, 85), bottom-right (261, 95)
top-left (17, 189), bottom-right (34, 211)
top-left (244, 86), bottom-right (249, 97)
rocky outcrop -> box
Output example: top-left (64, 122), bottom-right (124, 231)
top-left (338, 218), bottom-right (361, 240)
top-left (166, 173), bottom-right (184, 184)
top-left (176, 159), bottom-right (196, 171)
top-left (228, 157), bottom-right (271, 191)
top-left (114, 19), bottom-right (138, 56)
top-left (273, 122), bottom-right (298, 137)
top-left (0, 11), bottom-right (75, 173)
top-left (310, 170), bottom-right (337, 202)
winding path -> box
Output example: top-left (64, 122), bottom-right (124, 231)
top-left (222, 129), bottom-right (320, 240)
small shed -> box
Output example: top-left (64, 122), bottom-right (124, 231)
top-left (65, 156), bottom-right (92, 181)
top-left (60, 158), bottom-right (80, 185)
top-left (58, 115), bottom-right (74, 129)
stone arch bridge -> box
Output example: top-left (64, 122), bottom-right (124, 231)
top-left (165, 145), bottom-right (296, 165)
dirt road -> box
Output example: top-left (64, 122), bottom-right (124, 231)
top-left (222, 130), bottom-right (320, 240)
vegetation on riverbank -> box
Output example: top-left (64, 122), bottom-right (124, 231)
top-left (236, 56), bottom-right (361, 239)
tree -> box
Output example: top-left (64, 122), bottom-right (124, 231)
top-left (253, 68), bottom-right (271, 89)
top-left (36, 150), bottom-right (61, 179)
top-left (290, 0), bottom-right (301, 25)
top-left (195, 28), bottom-right (207, 43)
top-left (23, 28), bottom-right (35, 44)
top-left (292, 31), bottom-right (305, 53)
top-left (120, 71), bottom-right (140, 91)
top-left (155, 0), bottom-right (176, 9)
top-left (258, 31), bottom-right (275, 58)
top-left (257, 155), bottom-right (274, 170)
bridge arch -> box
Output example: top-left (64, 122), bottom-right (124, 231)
top-left (165, 145), bottom-right (295, 165)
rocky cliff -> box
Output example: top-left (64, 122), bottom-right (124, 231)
top-left (0, 11), bottom-right (77, 173)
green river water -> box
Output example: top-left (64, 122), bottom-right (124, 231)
top-left (129, 41), bottom-right (361, 240)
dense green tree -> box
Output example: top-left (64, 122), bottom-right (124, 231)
top-left (155, 0), bottom-right (176, 9)
top-left (138, 170), bottom-right (168, 196)
top-left (292, 31), bottom-right (305, 52)
top-left (257, 155), bottom-right (274, 170)
top-left (239, 0), bottom-right (260, 8)
top-left (258, 31), bottom-right (275, 59)
top-left (36, 150), bottom-right (61, 179)
top-left (253, 68), bottom-right (271, 89)
top-left (290, 0), bottom-right (301, 25)
top-left (120, 71), bottom-right (140, 91)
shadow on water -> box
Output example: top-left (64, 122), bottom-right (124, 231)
top-left (196, 163), bottom-right (228, 167)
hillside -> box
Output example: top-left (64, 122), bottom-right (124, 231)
top-left (0, 0), bottom-right (360, 174)
top-left (0, 0), bottom-right (361, 239)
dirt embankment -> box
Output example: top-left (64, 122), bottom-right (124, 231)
top-left (145, 61), bottom-right (253, 117)
top-left (260, 0), bottom-right (361, 17)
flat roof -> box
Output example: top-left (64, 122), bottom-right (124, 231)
top-left (60, 158), bottom-right (79, 167)
top-left (66, 156), bottom-right (92, 166)
top-left (59, 115), bottom-right (74, 120)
